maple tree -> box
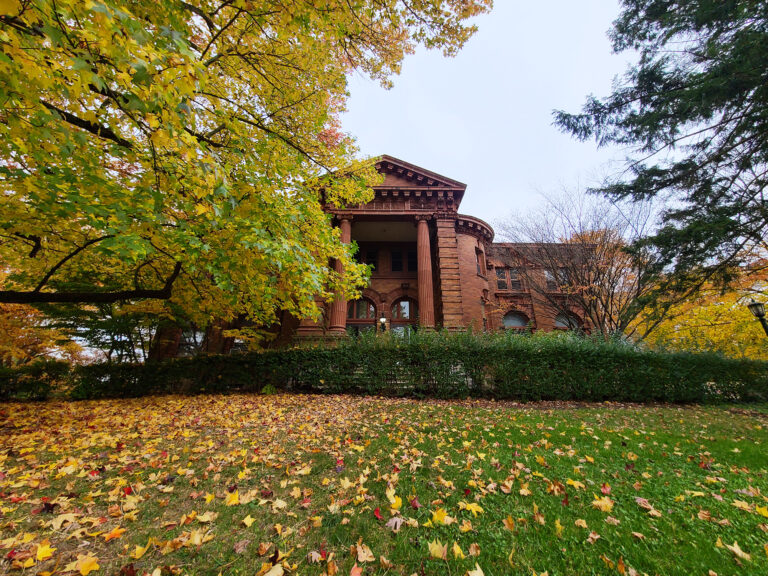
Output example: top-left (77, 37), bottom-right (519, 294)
top-left (0, 0), bottom-right (491, 332)
top-left (0, 302), bottom-right (82, 366)
top-left (640, 267), bottom-right (768, 359)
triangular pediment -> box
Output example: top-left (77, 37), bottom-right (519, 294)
top-left (375, 155), bottom-right (467, 190)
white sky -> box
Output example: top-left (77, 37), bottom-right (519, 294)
top-left (341, 0), bottom-right (634, 228)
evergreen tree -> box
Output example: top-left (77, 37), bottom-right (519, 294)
top-left (555, 0), bottom-right (768, 297)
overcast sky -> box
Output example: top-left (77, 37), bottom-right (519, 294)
top-left (341, 1), bottom-right (634, 229)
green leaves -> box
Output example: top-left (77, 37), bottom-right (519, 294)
top-left (0, 0), bottom-right (489, 328)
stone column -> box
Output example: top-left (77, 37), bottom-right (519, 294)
top-left (417, 217), bottom-right (435, 329)
top-left (328, 217), bottom-right (352, 334)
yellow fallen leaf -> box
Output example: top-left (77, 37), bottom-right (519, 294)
top-left (428, 539), bottom-right (447, 560)
top-left (575, 519), bottom-right (588, 529)
top-left (131, 538), bottom-right (154, 560)
top-left (197, 511), bottom-right (218, 523)
top-left (36, 541), bottom-right (56, 561)
top-left (502, 515), bottom-right (515, 531)
top-left (592, 495), bottom-right (614, 512)
top-left (76, 554), bottom-right (100, 575)
top-left (452, 541), bottom-right (465, 559)
top-left (566, 478), bottom-right (585, 490)
top-left (225, 491), bottom-right (240, 506)
top-left (555, 518), bottom-right (563, 538)
top-left (242, 515), bottom-right (255, 527)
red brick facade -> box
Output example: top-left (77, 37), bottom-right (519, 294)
top-left (291, 155), bottom-right (587, 338)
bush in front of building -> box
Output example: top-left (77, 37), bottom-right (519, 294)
top-left (0, 360), bottom-right (70, 401)
top-left (3, 331), bottom-right (767, 403)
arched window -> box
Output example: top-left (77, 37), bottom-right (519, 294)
top-left (502, 312), bottom-right (528, 330)
top-left (347, 298), bottom-right (376, 320)
top-left (554, 312), bottom-right (581, 330)
top-left (391, 298), bottom-right (418, 321)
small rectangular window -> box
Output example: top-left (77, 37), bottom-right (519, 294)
top-left (391, 250), bottom-right (403, 272)
top-left (365, 249), bottom-right (378, 270)
top-left (509, 268), bottom-right (522, 290)
top-left (407, 250), bottom-right (417, 272)
top-left (476, 251), bottom-right (485, 276)
top-left (495, 268), bottom-right (508, 290)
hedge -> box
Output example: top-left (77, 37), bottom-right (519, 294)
top-left (2, 331), bottom-right (767, 403)
top-left (0, 360), bottom-right (70, 401)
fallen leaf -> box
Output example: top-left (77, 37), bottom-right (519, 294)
top-left (452, 541), bottom-right (465, 559)
top-left (428, 539), bottom-right (447, 560)
top-left (466, 563), bottom-right (484, 576)
top-left (724, 541), bottom-right (751, 562)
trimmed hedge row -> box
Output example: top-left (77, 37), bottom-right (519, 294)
top-left (0, 360), bottom-right (70, 401)
top-left (2, 331), bottom-right (768, 403)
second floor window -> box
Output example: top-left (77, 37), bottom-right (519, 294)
top-left (545, 268), bottom-right (570, 291)
top-left (509, 268), bottom-right (522, 290)
top-left (496, 267), bottom-right (508, 290)
top-left (391, 250), bottom-right (403, 272)
top-left (364, 249), bottom-right (378, 270)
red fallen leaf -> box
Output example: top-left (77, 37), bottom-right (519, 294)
top-left (464, 488), bottom-right (471, 496)
top-left (122, 486), bottom-right (133, 496)
top-left (6, 549), bottom-right (17, 559)
top-left (410, 497), bottom-right (422, 509)
top-left (261, 489), bottom-right (273, 498)
top-left (320, 542), bottom-right (328, 560)
top-left (393, 465), bottom-right (400, 473)
top-left (10, 496), bottom-right (25, 503)
top-left (561, 493), bottom-right (570, 507)
top-left (601, 483), bottom-right (611, 495)
top-left (227, 484), bottom-right (237, 493)
top-left (373, 508), bottom-right (383, 520)
top-left (300, 497), bottom-right (312, 508)
top-left (119, 564), bottom-right (137, 576)
top-left (89, 470), bottom-right (100, 477)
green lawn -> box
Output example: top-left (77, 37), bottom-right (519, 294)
top-left (1, 395), bottom-right (766, 575)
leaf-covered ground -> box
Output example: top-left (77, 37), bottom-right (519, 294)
top-left (1, 395), bottom-right (767, 576)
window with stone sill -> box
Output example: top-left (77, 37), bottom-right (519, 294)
top-left (495, 267), bottom-right (508, 290)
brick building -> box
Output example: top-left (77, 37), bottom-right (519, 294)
top-left (287, 155), bottom-right (587, 339)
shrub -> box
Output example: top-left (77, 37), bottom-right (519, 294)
top-left (2, 331), bottom-right (767, 403)
top-left (0, 360), bottom-right (70, 401)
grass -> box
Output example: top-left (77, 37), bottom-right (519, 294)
top-left (1, 394), bottom-right (767, 575)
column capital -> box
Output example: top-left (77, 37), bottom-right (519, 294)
top-left (414, 214), bottom-right (433, 223)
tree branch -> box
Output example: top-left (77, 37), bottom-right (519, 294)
top-left (40, 100), bottom-right (134, 149)
top-left (0, 263), bottom-right (183, 303)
